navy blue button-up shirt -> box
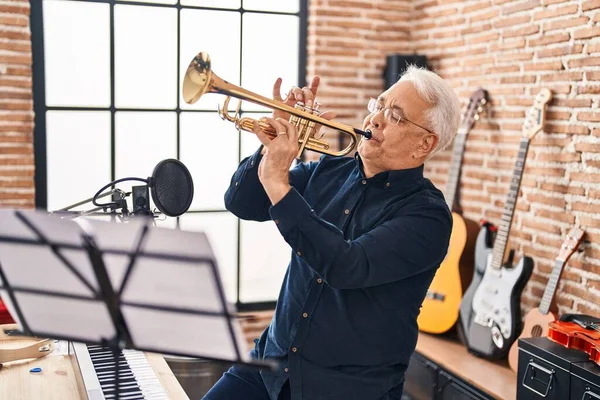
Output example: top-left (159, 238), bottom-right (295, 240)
top-left (224, 148), bottom-right (452, 400)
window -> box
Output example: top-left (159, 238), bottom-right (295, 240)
top-left (31, 0), bottom-right (307, 310)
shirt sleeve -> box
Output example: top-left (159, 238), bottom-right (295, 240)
top-left (269, 187), bottom-right (453, 289)
top-left (224, 146), bottom-right (321, 221)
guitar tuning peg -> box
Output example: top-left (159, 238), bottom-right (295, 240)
top-left (474, 115), bottom-right (480, 121)
top-left (480, 99), bottom-right (487, 105)
top-left (477, 106), bottom-right (483, 113)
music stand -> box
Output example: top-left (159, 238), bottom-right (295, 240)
top-left (0, 208), bottom-right (276, 399)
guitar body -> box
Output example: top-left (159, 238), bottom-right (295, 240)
top-left (459, 225), bottom-right (494, 345)
top-left (418, 212), bottom-right (478, 334)
top-left (508, 308), bottom-right (557, 372)
top-left (464, 252), bottom-right (533, 360)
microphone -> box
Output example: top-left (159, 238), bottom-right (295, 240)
top-left (56, 159), bottom-right (194, 220)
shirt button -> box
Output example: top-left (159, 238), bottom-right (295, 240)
top-left (250, 160), bottom-right (254, 166)
top-left (317, 278), bottom-right (323, 284)
top-left (297, 251), bottom-right (302, 256)
top-left (235, 181), bottom-right (239, 186)
top-left (302, 312), bottom-right (308, 318)
top-left (344, 209), bottom-right (350, 215)
top-left (385, 182), bottom-right (391, 187)
top-left (361, 180), bottom-right (367, 185)
top-left (292, 347), bottom-right (298, 353)
top-left (284, 367), bottom-right (289, 373)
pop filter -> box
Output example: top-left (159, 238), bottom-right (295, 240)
top-left (149, 159), bottom-right (194, 217)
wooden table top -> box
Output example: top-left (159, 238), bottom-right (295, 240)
top-left (0, 340), bottom-right (190, 400)
top-left (416, 332), bottom-right (517, 400)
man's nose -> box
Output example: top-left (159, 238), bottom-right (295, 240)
top-left (369, 110), bottom-right (384, 128)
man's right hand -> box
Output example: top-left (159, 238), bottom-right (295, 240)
top-left (272, 76), bottom-right (321, 121)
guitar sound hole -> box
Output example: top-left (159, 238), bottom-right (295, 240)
top-left (532, 325), bottom-right (543, 337)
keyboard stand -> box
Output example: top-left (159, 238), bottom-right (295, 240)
top-left (0, 209), bottom-right (276, 400)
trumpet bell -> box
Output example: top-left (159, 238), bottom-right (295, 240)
top-left (183, 52), bottom-right (213, 104)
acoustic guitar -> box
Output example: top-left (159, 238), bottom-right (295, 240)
top-left (507, 226), bottom-right (585, 372)
top-left (458, 89), bottom-right (552, 360)
top-left (417, 88), bottom-right (488, 334)
top-left (548, 314), bottom-right (600, 367)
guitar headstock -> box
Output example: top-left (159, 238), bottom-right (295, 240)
top-left (459, 88), bottom-right (489, 133)
top-left (522, 88), bottom-right (552, 140)
top-left (557, 226), bottom-right (585, 263)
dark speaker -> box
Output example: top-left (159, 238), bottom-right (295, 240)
top-left (132, 185), bottom-right (151, 215)
top-left (383, 54), bottom-right (428, 90)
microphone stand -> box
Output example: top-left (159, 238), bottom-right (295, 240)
top-left (53, 189), bottom-right (130, 221)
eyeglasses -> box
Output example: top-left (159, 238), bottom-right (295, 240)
top-left (367, 98), bottom-right (435, 135)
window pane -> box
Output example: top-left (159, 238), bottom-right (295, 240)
top-left (242, 13), bottom-right (299, 111)
top-left (179, 213), bottom-right (238, 302)
top-left (180, 112), bottom-right (240, 210)
top-left (114, 5), bottom-right (177, 109)
top-left (240, 220), bottom-right (289, 302)
top-left (244, 0), bottom-right (299, 13)
top-left (43, 1), bottom-right (110, 107)
top-left (182, 0), bottom-right (240, 9)
top-left (117, 0), bottom-right (176, 4)
top-left (180, 9), bottom-right (241, 110)
top-left (46, 111), bottom-right (111, 212)
top-left (115, 112), bottom-right (177, 181)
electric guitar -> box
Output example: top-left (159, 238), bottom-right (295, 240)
top-left (507, 226), bottom-right (585, 372)
top-left (418, 88), bottom-right (488, 334)
top-left (458, 88), bottom-right (552, 360)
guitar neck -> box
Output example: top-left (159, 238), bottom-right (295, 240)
top-left (444, 129), bottom-right (469, 209)
top-left (490, 138), bottom-right (531, 269)
top-left (539, 258), bottom-right (566, 315)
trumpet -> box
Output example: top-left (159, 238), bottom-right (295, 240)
top-left (182, 52), bottom-right (372, 159)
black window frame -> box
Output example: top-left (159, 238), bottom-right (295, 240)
top-left (30, 0), bottom-right (308, 312)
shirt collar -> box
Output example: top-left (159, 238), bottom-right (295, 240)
top-left (354, 152), bottom-right (424, 187)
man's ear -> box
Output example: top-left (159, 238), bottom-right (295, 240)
top-left (418, 133), bottom-right (439, 156)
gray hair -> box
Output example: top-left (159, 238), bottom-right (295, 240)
top-left (398, 65), bottom-right (461, 160)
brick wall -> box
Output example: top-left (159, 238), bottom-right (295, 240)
top-left (309, 0), bottom-right (600, 321)
top-left (0, 0), bottom-right (33, 209)
top-left (410, 0), bottom-right (600, 319)
top-left (5, 0), bottom-right (600, 347)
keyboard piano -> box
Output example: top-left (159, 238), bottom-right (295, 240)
top-left (0, 338), bottom-right (189, 400)
top-left (70, 342), bottom-right (170, 400)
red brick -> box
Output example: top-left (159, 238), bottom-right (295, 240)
top-left (573, 27), bottom-right (600, 39)
top-left (544, 16), bottom-right (589, 31)
top-left (538, 44), bottom-right (584, 58)
top-left (494, 15), bottom-right (531, 28)
top-left (572, 202), bottom-right (600, 214)
top-left (523, 61), bottom-right (564, 71)
top-left (545, 124), bottom-right (590, 135)
top-left (583, 0), bottom-right (600, 11)
top-left (575, 143), bottom-right (600, 152)
top-left (533, 4), bottom-right (578, 20)
top-left (504, 0), bottom-right (541, 15)
top-left (527, 193), bottom-right (567, 208)
top-left (529, 32), bottom-right (571, 46)
top-left (472, 9), bottom-right (501, 22)
top-left (536, 152), bottom-right (581, 162)
top-left (570, 57), bottom-right (600, 68)
top-left (463, 1), bottom-right (491, 13)
top-left (540, 71), bottom-right (584, 82)
top-left (571, 172), bottom-right (600, 183)
top-left (503, 24), bottom-right (541, 38)
top-left (577, 112), bottom-right (600, 122)
top-left (541, 183), bottom-right (586, 195)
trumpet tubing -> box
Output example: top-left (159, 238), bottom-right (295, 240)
top-left (182, 52), bottom-right (371, 158)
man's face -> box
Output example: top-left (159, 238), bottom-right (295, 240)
top-left (358, 81), bottom-right (436, 167)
